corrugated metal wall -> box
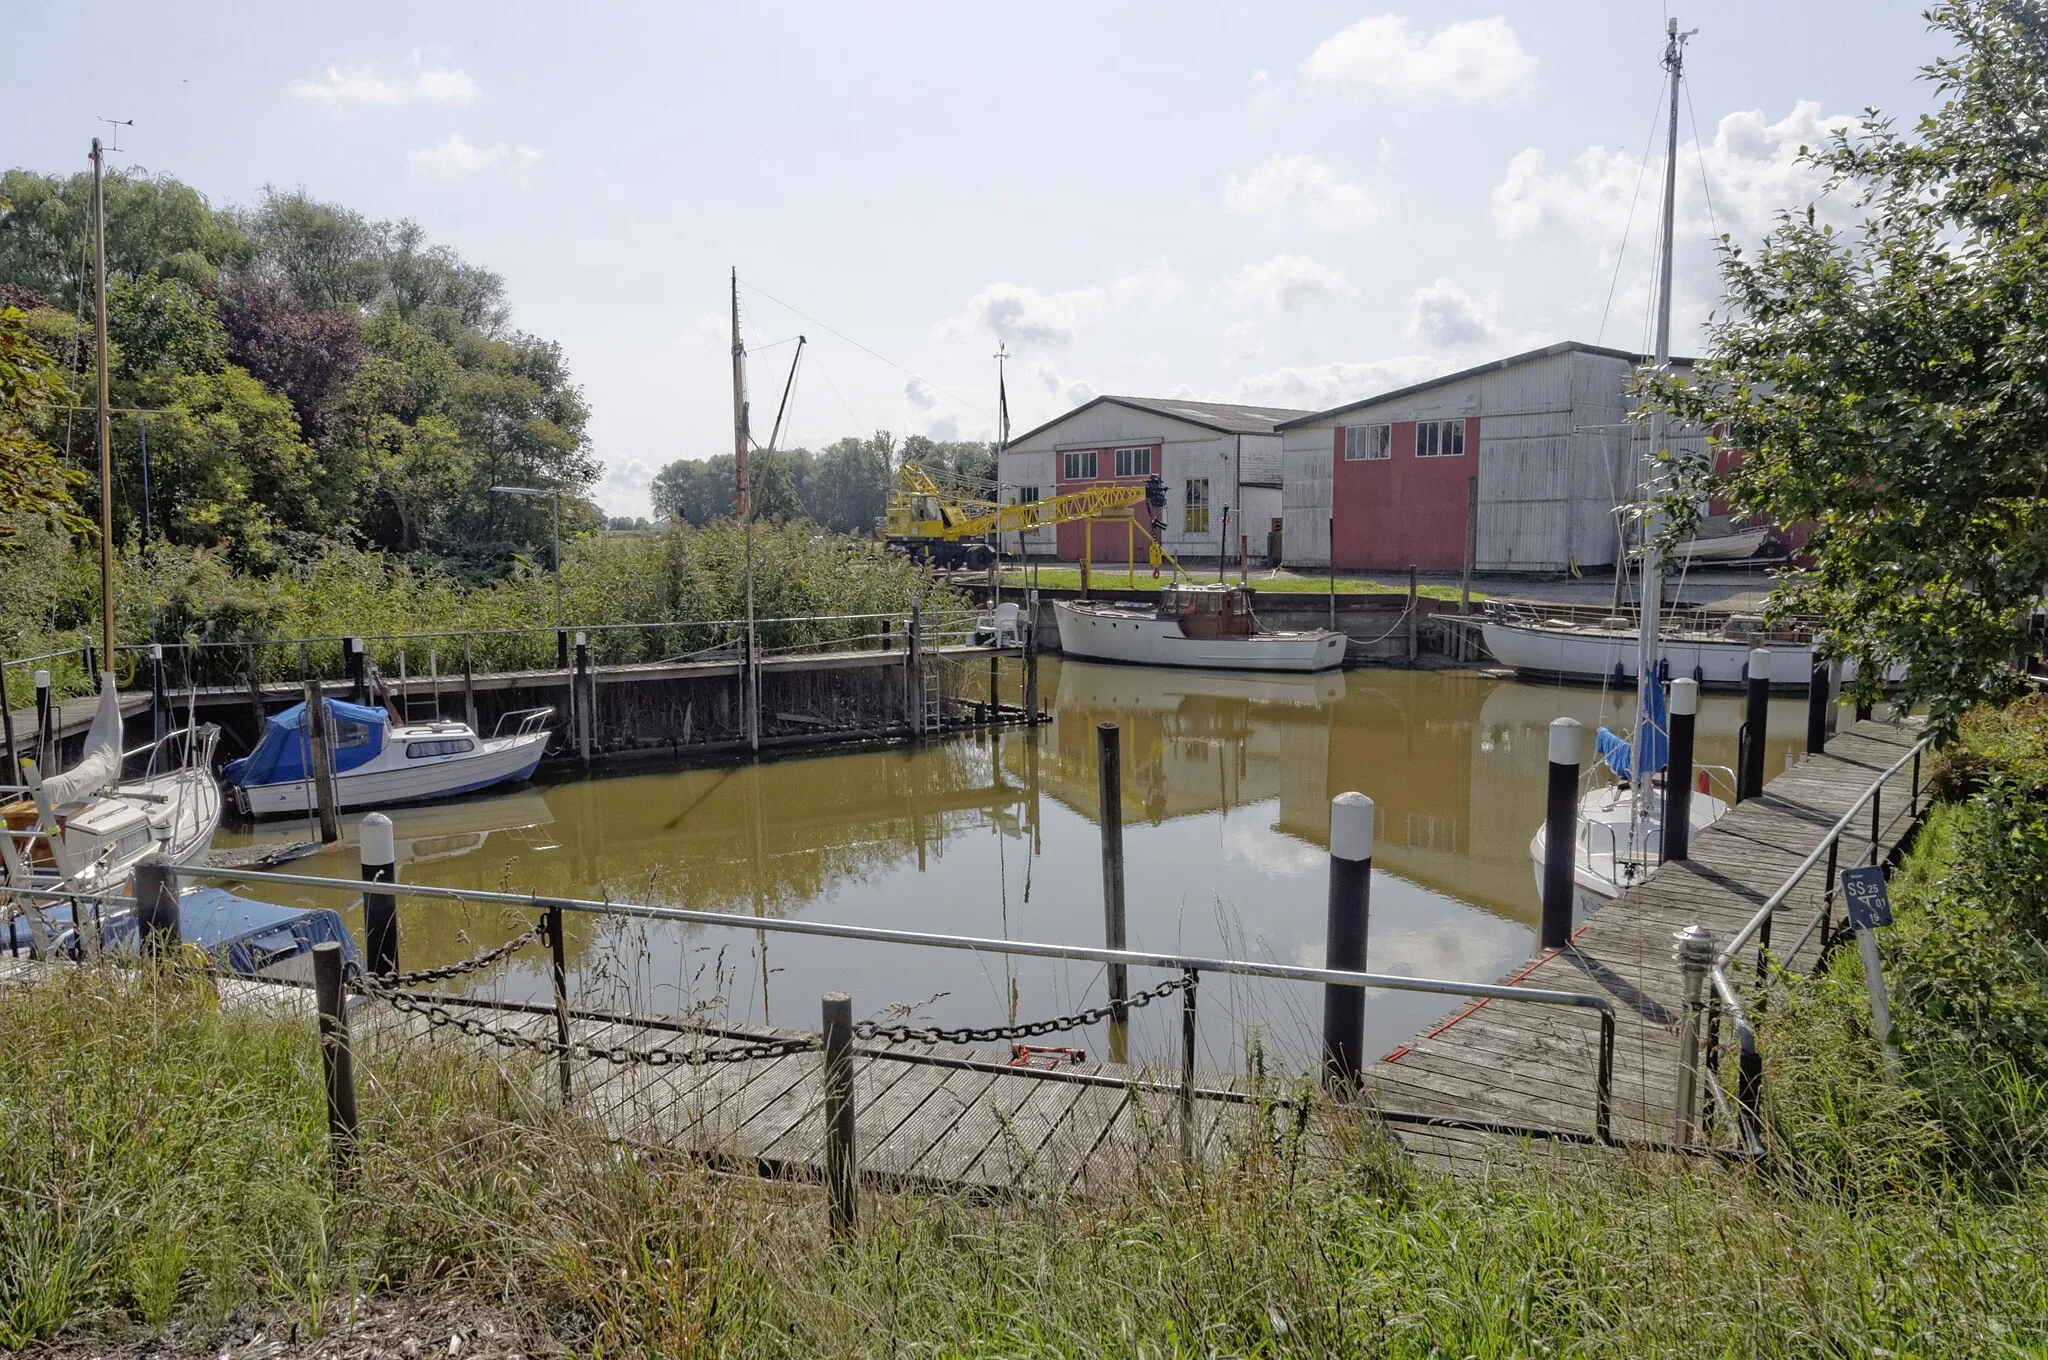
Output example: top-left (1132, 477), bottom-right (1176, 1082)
top-left (1280, 433), bottom-right (1333, 567)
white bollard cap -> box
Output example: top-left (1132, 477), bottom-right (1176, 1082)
top-left (359, 811), bottom-right (396, 867)
top-left (149, 643), bottom-right (162, 659)
top-left (1549, 716), bottom-right (1582, 765)
top-left (1749, 647), bottom-right (1771, 681)
top-left (1670, 676), bottom-right (1699, 716)
top-left (33, 669), bottom-right (49, 688)
top-left (574, 631), bottom-right (587, 646)
top-left (1331, 791), bottom-right (1374, 862)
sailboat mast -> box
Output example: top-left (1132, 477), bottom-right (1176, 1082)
top-left (90, 139), bottom-right (115, 672)
top-left (1633, 18), bottom-right (1689, 792)
top-left (731, 267), bottom-right (758, 752)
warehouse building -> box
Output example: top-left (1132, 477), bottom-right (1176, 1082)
top-left (1278, 341), bottom-right (1703, 574)
top-left (997, 396), bottom-right (1311, 563)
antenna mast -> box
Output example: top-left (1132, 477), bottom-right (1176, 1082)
top-left (90, 139), bottom-right (115, 673)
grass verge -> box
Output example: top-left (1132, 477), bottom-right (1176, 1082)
top-left (1000, 567), bottom-right (1480, 601)
top-left (2, 961), bottom-right (2043, 1357)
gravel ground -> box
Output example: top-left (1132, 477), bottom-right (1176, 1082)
top-left (33, 1296), bottom-right (560, 1360)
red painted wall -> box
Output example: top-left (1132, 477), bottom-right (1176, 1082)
top-left (1331, 417), bottom-right (1478, 571)
top-left (1054, 445), bottom-right (1157, 563)
top-left (1707, 438), bottom-right (1813, 558)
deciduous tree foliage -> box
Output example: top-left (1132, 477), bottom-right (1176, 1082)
top-left (0, 304), bottom-right (86, 546)
top-left (1659, 0), bottom-right (2048, 733)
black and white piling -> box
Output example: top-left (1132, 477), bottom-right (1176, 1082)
top-left (34, 668), bottom-right (51, 764)
top-left (345, 638), bottom-right (367, 705)
top-left (1541, 717), bottom-right (1581, 951)
top-left (1663, 678), bottom-right (1698, 863)
top-left (1806, 654), bottom-right (1832, 755)
top-left (1321, 791), bottom-right (1374, 1093)
top-left (1739, 647), bottom-right (1771, 801)
top-left (360, 811), bottom-right (398, 976)
top-left (149, 643), bottom-right (165, 744)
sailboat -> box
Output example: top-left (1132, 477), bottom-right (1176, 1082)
top-left (0, 137), bottom-right (223, 911)
top-left (1526, 19), bottom-right (1730, 914)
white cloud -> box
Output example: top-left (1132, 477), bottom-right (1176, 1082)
top-left (1224, 153), bottom-right (1380, 232)
top-left (1028, 356), bottom-right (1097, 409)
top-left (1224, 254), bottom-right (1358, 313)
top-left (1405, 277), bottom-right (1506, 349)
top-left (407, 133), bottom-right (544, 183)
top-left (594, 458), bottom-right (654, 517)
top-left (1233, 355), bottom-right (1450, 412)
top-left (1490, 100), bottom-right (1856, 344)
top-left (1303, 14), bottom-right (1536, 106)
top-left (290, 58), bottom-right (480, 112)
top-left (903, 374), bottom-right (941, 411)
top-left (941, 260), bottom-right (1181, 348)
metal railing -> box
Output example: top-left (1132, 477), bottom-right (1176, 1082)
top-left (34, 858), bottom-right (1622, 1149)
top-left (1680, 729), bottom-right (1934, 1156)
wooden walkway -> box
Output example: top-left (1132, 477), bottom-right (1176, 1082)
top-left (1367, 717), bottom-right (1926, 1170)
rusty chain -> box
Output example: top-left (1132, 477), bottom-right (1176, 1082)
top-left (853, 972), bottom-right (1193, 1047)
top-left (358, 976), bottom-right (819, 1066)
top-left (364, 919), bottom-right (548, 988)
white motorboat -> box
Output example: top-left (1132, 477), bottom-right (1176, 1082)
top-left (225, 697), bottom-right (552, 818)
top-left (1054, 585), bottom-right (1346, 672)
top-left (2, 678), bottom-right (223, 897)
top-left (1481, 612), bottom-right (1900, 691)
top-left (1674, 524), bottom-right (1769, 562)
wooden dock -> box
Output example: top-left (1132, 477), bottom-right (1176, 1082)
top-left (1366, 716), bottom-right (1925, 1170)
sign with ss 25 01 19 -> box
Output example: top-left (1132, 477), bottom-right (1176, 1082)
top-left (1841, 865), bottom-right (1892, 930)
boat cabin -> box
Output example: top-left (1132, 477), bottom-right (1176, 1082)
top-left (1160, 584), bottom-right (1257, 639)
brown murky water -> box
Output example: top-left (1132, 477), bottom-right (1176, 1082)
top-left (213, 658), bottom-right (1809, 1071)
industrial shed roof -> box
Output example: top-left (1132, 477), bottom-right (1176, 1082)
top-left (1007, 395), bottom-right (1313, 446)
top-left (1275, 341), bottom-right (1696, 430)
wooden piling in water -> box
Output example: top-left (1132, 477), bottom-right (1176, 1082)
top-left (302, 680), bottom-right (341, 844)
top-left (312, 941), bottom-right (359, 1185)
top-left (821, 991), bottom-right (857, 1239)
top-left (1097, 723), bottom-right (1129, 1055)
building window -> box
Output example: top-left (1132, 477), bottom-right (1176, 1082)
top-left (1184, 477), bottom-right (1210, 535)
top-left (1113, 446), bottom-right (1152, 477)
top-left (1415, 419), bottom-right (1466, 457)
top-left (1062, 450), bottom-right (1097, 480)
top-left (1343, 424), bottom-right (1391, 461)
top-left (1014, 485), bottom-right (1040, 507)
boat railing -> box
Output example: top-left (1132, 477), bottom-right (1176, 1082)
top-left (118, 724), bottom-right (220, 781)
top-left (489, 707), bottom-right (557, 741)
top-left (99, 857), bottom-right (1627, 1150)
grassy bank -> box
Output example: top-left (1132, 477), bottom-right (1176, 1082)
top-left (1000, 566), bottom-right (1480, 601)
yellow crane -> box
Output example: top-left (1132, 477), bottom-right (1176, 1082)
top-left (882, 464), bottom-right (1175, 572)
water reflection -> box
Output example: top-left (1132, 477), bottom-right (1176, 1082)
top-left (214, 657), bottom-right (1811, 1070)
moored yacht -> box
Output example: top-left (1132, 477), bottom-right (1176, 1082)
top-left (1054, 584), bottom-right (1347, 673)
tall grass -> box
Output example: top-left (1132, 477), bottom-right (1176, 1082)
top-left (3, 964), bottom-right (2044, 1356)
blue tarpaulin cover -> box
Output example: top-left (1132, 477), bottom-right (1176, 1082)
top-left (4, 886), bottom-right (364, 975)
top-left (1596, 678), bottom-right (1670, 782)
top-left (224, 698), bottom-right (387, 787)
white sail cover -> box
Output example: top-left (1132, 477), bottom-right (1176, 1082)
top-left (40, 673), bottom-right (122, 806)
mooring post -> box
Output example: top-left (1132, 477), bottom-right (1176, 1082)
top-left (1327, 515), bottom-right (1337, 630)
top-left (312, 940), bottom-right (359, 1184)
top-left (246, 645), bottom-right (267, 740)
top-left (1406, 565), bottom-right (1419, 662)
top-left (1096, 722), bottom-right (1129, 1037)
top-left (574, 631), bottom-right (592, 763)
top-left (360, 811), bottom-right (398, 976)
top-left (1, 657), bottom-right (17, 777)
top-left (1855, 694), bottom-right (1873, 722)
top-left (548, 904), bottom-right (572, 1106)
top-left (148, 643), bottom-right (165, 745)
top-left (989, 652), bottom-right (1000, 719)
top-left (1023, 600), bottom-right (1040, 720)
top-left (1179, 969), bottom-right (1199, 1161)
top-left (133, 855), bottom-right (181, 955)
top-left (1663, 678), bottom-right (1698, 863)
top-left (1671, 925), bottom-right (1715, 1146)
top-left (821, 991), bottom-right (857, 1240)
top-left (1542, 718), bottom-right (1581, 951)
top-left (1321, 792), bottom-right (1374, 1094)
top-left (461, 635), bottom-right (478, 735)
top-left (1805, 653), bottom-right (1831, 755)
top-left (33, 668), bottom-right (51, 766)
top-left (302, 681), bottom-right (341, 844)
top-left (556, 627), bottom-right (569, 672)
top-left (345, 638), bottom-right (366, 705)
top-left (1739, 647), bottom-right (1771, 801)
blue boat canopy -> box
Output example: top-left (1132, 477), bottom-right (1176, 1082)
top-left (5, 887), bottom-right (364, 977)
top-left (225, 698), bottom-right (387, 787)
top-left (1595, 677), bottom-right (1671, 782)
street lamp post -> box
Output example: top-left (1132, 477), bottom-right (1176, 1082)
top-left (491, 485), bottom-right (566, 668)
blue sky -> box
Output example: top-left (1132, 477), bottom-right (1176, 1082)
top-left (16, 2), bottom-right (1940, 515)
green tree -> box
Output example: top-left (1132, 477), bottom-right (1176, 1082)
top-left (652, 455), bottom-right (736, 526)
top-left (0, 168), bottom-right (245, 300)
top-left (107, 271), bottom-right (227, 378)
top-left (0, 304), bottom-right (86, 546)
top-left (1658, 0), bottom-right (2048, 733)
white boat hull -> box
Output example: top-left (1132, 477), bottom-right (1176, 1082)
top-left (237, 730), bottom-right (549, 818)
top-left (1054, 601), bottom-right (1346, 672)
top-left (1481, 619), bottom-right (1900, 690)
top-left (1674, 526), bottom-right (1769, 562)
top-left (1530, 783), bottom-right (1732, 922)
